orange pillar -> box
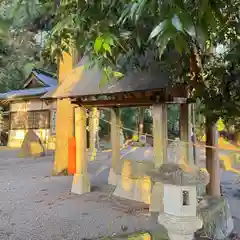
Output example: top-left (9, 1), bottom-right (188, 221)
top-left (68, 137), bottom-right (76, 174)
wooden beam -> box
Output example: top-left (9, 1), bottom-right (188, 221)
top-left (71, 99), bottom-right (159, 107)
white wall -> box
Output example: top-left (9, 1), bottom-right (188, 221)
top-left (8, 99), bottom-right (57, 148)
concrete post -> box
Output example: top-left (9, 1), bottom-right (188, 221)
top-left (152, 104), bottom-right (168, 168)
top-left (71, 106), bottom-right (90, 194)
top-left (150, 104), bottom-right (168, 212)
top-left (89, 108), bottom-right (100, 161)
top-left (180, 104), bottom-right (193, 166)
top-left (108, 107), bottom-right (121, 186)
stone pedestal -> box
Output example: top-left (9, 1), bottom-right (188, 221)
top-left (108, 168), bottom-right (120, 186)
top-left (159, 213), bottom-right (202, 240)
top-left (113, 175), bottom-right (152, 204)
top-left (71, 173), bottom-right (90, 194)
top-left (149, 182), bottom-right (164, 212)
top-left (113, 156), bottom-right (154, 204)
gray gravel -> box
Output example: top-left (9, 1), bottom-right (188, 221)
top-left (0, 148), bottom-right (160, 240)
top-left (0, 148), bottom-right (240, 240)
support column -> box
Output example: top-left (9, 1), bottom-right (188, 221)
top-left (89, 108), bottom-right (100, 161)
top-left (139, 107), bottom-right (145, 136)
top-left (71, 106), bottom-right (90, 194)
top-left (180, 104), bottom-right (194, 166)
top-left (150, 104), bottom-right (168, 212)
top-left (152, 104), bottom-right (168, 168)
top-left (108, 107), bottom-right (121, 186)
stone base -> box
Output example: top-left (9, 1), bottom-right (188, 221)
top-left (149, 182), bottom-right (164, 213)
top-left (108, 168), bottom-right (120, 186)
top-left (71, 173), bottom-right (90, 194)
top-left (168, 233), bottom-right (194, 240)
top-left (113, 176), bottom-right (152, 204)
top-left (158, 213), bottom-right (202, 240)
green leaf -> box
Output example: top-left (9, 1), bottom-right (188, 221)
top-left (94, 36), bottom-right (104, 53)
top-left (113, 71), bottom-right (124, 78)
top-left (156, 24), bottom-right (175, 57)
top-left (51, 15), bottom-right (73, 35)
top-left (102, 42), bottom-right (112, 56)
top-left (134, 0), bottom-right (147, 22)
top-left (118, 6), bottom-right (130, 25)
top-left (104, 36), bottom-right (114, 46)
top-left (199, 0), bottom-right (209, 18)
top-left (130, 3), bottom-right (138, 20)
top-left (0, 18), bottom-right (12, 38)
top-left (174, 34), bottom-right (189, 53)
top-left (136, 35), bottom-right (141, 48)
top-left (172, 15), bottom-right (183, 32)
top-left (149, 21), bottom-right (166, 40)
top-left (100, 73), bottom-right (108, 87)
top-left (178, 12), bottom-right (196, 37)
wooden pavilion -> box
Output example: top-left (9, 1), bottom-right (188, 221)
top-left (43, 56), bottom-right (196, 207)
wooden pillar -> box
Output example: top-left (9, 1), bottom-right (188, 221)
top-left (180, 104), bottom-right (193, 165)
top-left (152, 104), bottom-right (168, 168)
top-left (206, 117), bottom-right (221, 197)
top-left (71, 106), bottom-right (90, 194)
top-left (150, 104), bottom-right (168, 213)
top-left (108, 107), bottom-right (121, 185)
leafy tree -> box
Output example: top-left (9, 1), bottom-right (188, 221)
top-left (0, 0), bottom-right (57, 92)
top-left (19, 0), bottom-right (239, 122)
top-left (13, 0), bottom-right (240, 195)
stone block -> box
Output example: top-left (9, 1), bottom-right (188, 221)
top-left (197, 196), bottom-right (234, 240)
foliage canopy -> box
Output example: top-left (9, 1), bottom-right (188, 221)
top-left (6, 0), bottom-right (240, 128)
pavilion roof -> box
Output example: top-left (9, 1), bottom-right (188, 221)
top-left (42, 57), bottom-right (171, 100)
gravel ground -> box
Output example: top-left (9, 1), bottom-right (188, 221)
top-left (0, 148), bottom-right (161, 240)
top-left (0, 148), bottom-right (240, 240)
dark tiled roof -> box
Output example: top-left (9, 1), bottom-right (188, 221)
top-left (0, 69), bottom-right (57, 102)
top-left (47, 63), bottom-right (170, 99)
top-left (73, 67), bottom-right (169, 97)
top-left (0, 87), bottom-right (55, 101)
top-left (33, 70), bottom-right (57, 87)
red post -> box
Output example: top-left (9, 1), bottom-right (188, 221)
top-left (68, 137), bottom-right (76, 174)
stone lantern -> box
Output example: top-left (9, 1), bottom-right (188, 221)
top-left (149, 163), bottom-right (210, 240)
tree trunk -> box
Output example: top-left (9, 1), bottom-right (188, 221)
top-left (205, 116), bottom-right (221, 197)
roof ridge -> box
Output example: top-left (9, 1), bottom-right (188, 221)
top-left (33, 68), bottom-right (57, 79)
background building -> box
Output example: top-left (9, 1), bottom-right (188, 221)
top-left (0, 69), bottom-right (57, 149)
